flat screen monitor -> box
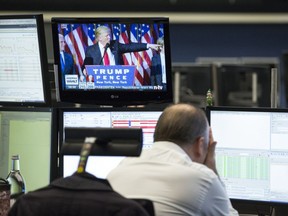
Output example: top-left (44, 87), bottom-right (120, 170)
top-left (58, 107), bottom-right (163, 179)
top-left (172, 63), bottom-right (212, 107)
top-left (51, 17), bottom-right (173, 106)
top-left (215, 64), bottom-right (272, 107)
top-left (0, 107), bottom-right (57, 192)
top-left (0, 14), bottom-right (51, 106)
top-left (206, 106), bottom-right (288, 206)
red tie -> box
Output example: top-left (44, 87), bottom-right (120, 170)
top-left (103, 51), bottom-right (110, 65)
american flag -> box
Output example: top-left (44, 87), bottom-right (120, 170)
top-left (130, 24), bottom-right (147, 86)
top-left (59, 23), bottom-right (164, 85)
top-left (140, 24), bottom-right (153, 85)
top-left (59, 23), bottom-right (94, 75)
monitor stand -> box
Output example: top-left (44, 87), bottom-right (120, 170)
top-left (274, 206), bottom-right (288, 216)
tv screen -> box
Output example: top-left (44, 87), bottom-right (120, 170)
top-left (0, 107), bottom-right (57, 192)
top-left (206, 106), bottom-right (288, 205)
top-left (215, 64), bottom-right (272, 107)
top-left (51, 17), bottom-right (173, 106)
top-left (57, 107), bottom-right (163, 178)
top-left (172, 63), bottom-right (212, 106)
top-left (0, 14), bottom-right (51, 106)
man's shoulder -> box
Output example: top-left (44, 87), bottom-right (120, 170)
top-left (110, 40), bottom-right (118, 45)
top-left (152, 53), bottom-right (160, 59)
top-left (64, 51), bottom-right (73, 58)
top-left (188, 162), bottom-right (218, 180)
top-left (86, 43), bottom-right (98, 51)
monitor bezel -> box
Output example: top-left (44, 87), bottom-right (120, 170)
top-left (214, 64), bottom-right (273, 107)
top-left (0, 106), bottom-right (58, 183)
top-left (51, 17), bottom-right (173, 106)
top-left (206, 105), bottom-right (288, 207)
top-left (206, 106), bottom-right (288, 121)
top-left (0, 14), bottom-right (51, 107)
top-left (56, 105), bottom-right (166, 178)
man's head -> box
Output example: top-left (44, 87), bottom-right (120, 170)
top-left (156, 37), bottom-right (164, 52)
top-left (95, 25), bottom-right (111, 47)
top-left (154, 103), bottom-right (210, 163)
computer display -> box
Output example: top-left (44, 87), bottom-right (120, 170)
top-left (0, 14), bottom-right (51, 106)
top-left (58, 107), bottom-right (163, 178)
top-left (51, 17), bottom-right (173, 106)
top-left (172, 63), bottom-right (212, 106)
top-left (207, 106), bottom-right (288, 205)
top-left (0, 107), bottom-right (57, 192)
top-left (215, 64), bottom-right (272, 107)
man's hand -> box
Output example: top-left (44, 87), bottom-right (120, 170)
top-left (204, 128), bottom-right (218, 175)
top-left (147, 43), bottom-right (162, 51)
top-left (82, 68), bottom-right (87, 77)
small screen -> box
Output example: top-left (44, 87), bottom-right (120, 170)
top-left (0, 108), bottom-right (53, 192)
top-left (60, 108), bottom-right (163, 178)
top-left (0, 14), bottom-right (50, 106)
top-left (215, 64), bottom-right (272, 107)
top-left (208, 107), bottom-right (288, 204)
top-left (51, 17), bottom-right (173, 106)
top-left (173, 63), bottom-right (212, 106)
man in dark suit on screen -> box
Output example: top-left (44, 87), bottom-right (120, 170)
top-left (82, 25), bottom-right (161, 77)
top-left (151, 37), bottom-right (167, 90)
top-left (59, 33), bottom-right (76, 88)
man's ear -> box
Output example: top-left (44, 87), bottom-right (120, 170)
top-left (192, 136), bottom-right (206, 162)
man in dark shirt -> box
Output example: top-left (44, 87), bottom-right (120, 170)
top-left (8, 172), bottom-right (150, 216)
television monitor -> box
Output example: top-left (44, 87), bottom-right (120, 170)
top-left (0, 14), bottom-right (51, 106)
top-left (57, 107), bottom-right (163, 179)
top-left (215, 64), bottom-right (272, 107)
top-left (51, 17), bottom-right (173, 106)
top-left (0, 107), bottom-right (57, 192)
top-left (206, 106), bottom-right (288, 206)
top-left (172, 63), bottom-right (212, 106)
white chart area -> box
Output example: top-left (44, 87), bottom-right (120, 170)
top-left (211, 110), bottom-right (288, 203)
top-left (0, 18), bottom-right (44, 102)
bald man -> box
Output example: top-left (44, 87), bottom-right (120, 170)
top-left (108, 103), bottom-right (239, 216)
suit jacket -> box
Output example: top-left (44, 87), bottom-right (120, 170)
top-left (83, 40), bottom-right (148, 66)
top-left (151, 53), bottom-right (163, 86)
top-left (61, 52), bottom-right (75, 88)
top-left (8, 172), bottom-right (150, 216)
top-left (62, 52), bottom-right (75, 75)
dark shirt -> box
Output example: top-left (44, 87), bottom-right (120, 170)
top-left (8, 172), bottom-right (150, 216)
top-left (61, 52), bottom-right (75, 75)
top-left (61, 52), bottom-right (75, 88)
top-left (151, 52), bottom-right (163, 86)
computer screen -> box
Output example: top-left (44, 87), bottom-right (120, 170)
top-left (0, 14), bottom-right (51, 106)
top-left (58, 107), bottom-right (163, 178)
top-left (0, 107), bottom-right (56, 192)
top-left (51, 17), bottom-right (173, 106)
top-left (215, 64), bottom-right (272, 107)
top-left (172, 63), bottom-right (212, 107)
top-left (207, 106), bottom-right (288, 205)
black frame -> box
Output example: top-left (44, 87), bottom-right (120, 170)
top-left (56, 105), bottom-right (166, 178)
top-left (51, 17), bottom-right (173, 106)
top-left (206, 106), bottom-right (288, 209)
top-left (215, 64), bottom-right (273, 107)
top-left (0, 14), bottom-right (51, 107)
top-left (172, 62), bottom-right (213, 106)
top-left (3, 1), bottom-right (288, 13)
top-left (0, 106), bottom-right (58, 183)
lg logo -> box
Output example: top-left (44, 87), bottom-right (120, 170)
top-left (111, 95), bottom-right (119, 99)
